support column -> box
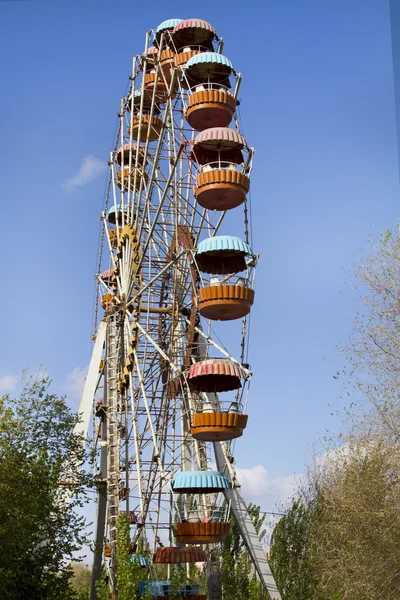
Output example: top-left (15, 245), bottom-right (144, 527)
top-left (214, 441), bottom-right (282, 600)
top-left (90, 416), bottom-right (108, 600)
top-left (106, 313), bottom-right (120, 598)
top-left (206, 549), bottom-right (222, 600)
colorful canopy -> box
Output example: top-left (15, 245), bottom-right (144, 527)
top-left (143, 45), bottom-right (158, 56)
top-left (185, 52), bottom-right (233, 86)
top-left (172, 19), bottom-right (217, 48)
top-left (188, 359), bottom-right (243, 392)
top-left (107, 204), bottom-right (127, 216)
top-left (194, 127), bottom-right (247, 153)
top-left (189, 358), bottom-right (243, 379)
top-left (130, 554), bottom-right (149, 567)
top-left (173, 18), bottom-right (216, 35)
top-left (195, 236), bottom-right (253, 275)
top-left (107, 204), bottom-right (128, 224)
top-left (156, 18), bottom-right (182, 33)
top-left (172, 470), bottom-right (230, 493)
top-left (153, 546), bottom-right (206, 564)
top-left (101, 269), bottom-right (115, 280)
top-left (186, 51), bottom-right (233, 70)
top-left (197, 235), bottom-right (253, 256)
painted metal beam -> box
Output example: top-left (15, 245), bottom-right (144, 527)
top-left (73, 320), bottom-right (107, 439)
top-left (90, 379), bottom-right (108, 600)
top-left (213, 441), bottom-right (283, 600)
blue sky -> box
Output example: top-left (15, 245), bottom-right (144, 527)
top-left (0, 0), bottom-right (399, 516)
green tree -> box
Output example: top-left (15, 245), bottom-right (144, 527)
top-left (308, 434), bottom-right (400, 600)
top-left (96, 515), bottom-right (152, 600)
top-left (70, 563), bottom-right (91, 600)
top-left (169, 564), bottom-right (186, 599)
top-left (270, 228), bottom-right (400, 600)
top-left (116, 516), bottom-right (147, 599)
top-left (270, 498), bottom-right (317, 600)
top-left (341, 228), bottom-right (400, 441)
top-left (0, 375), bottom-right (93, 599)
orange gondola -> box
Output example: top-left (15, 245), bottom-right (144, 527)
top-left (191, 410), bottom-right (248, 442)
top-left (199, 283), bottom-right (254, 320)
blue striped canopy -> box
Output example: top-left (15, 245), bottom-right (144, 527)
top-left (156, 18), bottom-right (182, 32)
top-left (131, 555), bottom-right (149, 567)
top-left (196, 235), bottom-right (253, 256)
top-left (186, 52), bottom-right (233, 70)
top-left (138, 581), bottom-right (169, 596)
top-left (172, 470), bottom-right (230, 493)
top-left (138, 581), bottom-right (200, 596)
top-left (107, 204), bottom-right (127, 217)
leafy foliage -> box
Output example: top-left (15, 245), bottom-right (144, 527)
top-left (270, 228), bottom-right (400, 599)
top-left (0, 375), bottom-right (93, 599)
top-left (96, 515), bottom-right (152, 600)
top-left (270, 498), bottom-right (316, 600)
top-left (69, 563), bottom-right (91, 599)
top-left (342, 228), bottom-right (400, 440)
top-left (116, 516), bottom-right (149, 599)
top-left (309, 436), bottom-right (400, 599)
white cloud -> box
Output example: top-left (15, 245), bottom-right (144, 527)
top-left (236, 465), bottom-right (298, 505)
top-left (269, 473), bottom-right (300, 501)
top-left (0, 375), bottom-right (18, 393)
top-left (65, 367), bottom-right (86, 399)
top-left (235, 465), bottom-right (300, 548)
top-left (236, 465), bottom-right (270, 497)
top-left (62, 155), bottom-right (107, 191)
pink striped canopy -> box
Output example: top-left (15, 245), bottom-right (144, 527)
top-left (173, 19), bottom-right (216, 34)
top-left (101, 269), bottom-right (115, 280)
top-left (188, 359), bottom-right (243, 392)
top-left (172, 18), bottom-right (217, 46)
top-left (189, 359), bottom-right (242, 379)
top-left (193, 127), bottom-right (247, 152)
top-left (144, 45), bottom-right (159, 55)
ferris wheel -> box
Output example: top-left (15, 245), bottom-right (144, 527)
top-left (75, 17), bottom-right (282, 600)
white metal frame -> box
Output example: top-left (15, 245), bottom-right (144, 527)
top-left (79, 22), bottom-right (283, 600)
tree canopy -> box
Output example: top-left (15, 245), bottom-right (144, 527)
top-left (270, 229), bottom-right (400, 599)
top-left (0, 375), bottom-right (93, 599)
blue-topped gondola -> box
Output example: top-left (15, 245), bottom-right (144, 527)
top-left (185, 55), bottom-right (237, 130)
top-left (186, 51), bottom-right (233, 71)
top-left (185, 52), bottom-right (234, 87)
top-left (197, 236), bottom-right (252, 255)
top-left (156, 18), bottom-right (183, 33)
top-left (195, 235), bottom-right (254, 274)
top-left (155, 18), bottom-right (183, 46)
top-left (107, 204), bottom-right (128, 225)
top-left (172, 470), bottom-right (230, 493)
